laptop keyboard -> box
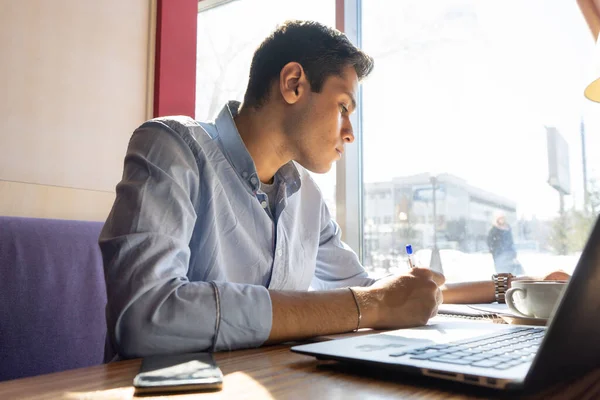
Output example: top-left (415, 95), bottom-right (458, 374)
top-left (389, 327), bottom-right (545, 370)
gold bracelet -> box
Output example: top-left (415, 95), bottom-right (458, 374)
top-left (348, 287), bottom-right (362, 332)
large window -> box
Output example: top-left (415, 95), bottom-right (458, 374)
top-left (196, 0), bottom-right (600, 283)
top-left (196, 0), bottom-right (337, 213)
top-left (361, 0), bottom-right (598, 281)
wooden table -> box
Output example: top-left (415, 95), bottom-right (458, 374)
top-left (1, 343), bottom-right (600, 400)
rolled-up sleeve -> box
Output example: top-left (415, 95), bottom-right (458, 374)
top-left (100, 120), bottom-right (271, 359)
top-left (311, 201), bottom-right (376, 290)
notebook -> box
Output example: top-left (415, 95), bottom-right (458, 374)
top-left (436, 303), bottom-right (509, 321)
top-left (308, 304), bottom-right (511, 342)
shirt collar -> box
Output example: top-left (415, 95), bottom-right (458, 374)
top-left (215, 101), bottom-right (301, 195)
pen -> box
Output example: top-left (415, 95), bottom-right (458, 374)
top-left (405, 244), bottom-right (415, 269)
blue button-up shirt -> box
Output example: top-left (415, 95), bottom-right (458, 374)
top-left (100, 101), bottom-right (374, 358)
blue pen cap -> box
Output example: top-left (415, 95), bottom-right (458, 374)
top-left (405, 244), bottom-right (413, 255)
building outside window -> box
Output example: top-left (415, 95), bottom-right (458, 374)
top-left (361, 0), bottom-right (599, 282)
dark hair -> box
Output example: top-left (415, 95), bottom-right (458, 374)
top-left (243, 20), bottom-right (374, 108)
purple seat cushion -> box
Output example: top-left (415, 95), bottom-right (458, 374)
top-left (0, 216), bottom-right (106, 381)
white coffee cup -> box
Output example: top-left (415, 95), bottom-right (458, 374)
top-left (505, 280), bottom-right (568, 319)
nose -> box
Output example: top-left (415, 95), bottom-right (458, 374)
top-left (342, 118), bottom-right (354, 143)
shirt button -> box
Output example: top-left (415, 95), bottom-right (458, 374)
top-left (261, 200), bottom-right (268, 209)
top-left (242, 171), bottom-right (248, 178)
top-left (250, 176), bottom-right (258, 185)
top-left (277, 249), bottom-right (283, 257)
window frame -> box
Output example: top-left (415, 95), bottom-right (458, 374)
top-left (198, 0), bottom-right (239, 12)
top-left (336, 0), bottom-right (365, 261)
top-left (189, 0), bottom-right (366, 260)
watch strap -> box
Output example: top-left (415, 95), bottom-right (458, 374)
top-left (492, 273), bottom-right (513, 303)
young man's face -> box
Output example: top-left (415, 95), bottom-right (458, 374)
top-left (288, 65), bottom-right (358, 174)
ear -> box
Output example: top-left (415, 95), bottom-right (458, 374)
top-left (279, 62), bottom-right (307, 105)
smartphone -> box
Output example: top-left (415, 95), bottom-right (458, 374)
top-left (133, 352), bottom-right (223, 395)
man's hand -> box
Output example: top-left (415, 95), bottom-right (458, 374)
top-left (542, 270), bottom-right (571, 281)
top-left (267, 268), bottom-right (445, 345)
top-left (510, 269), bottom-right (571, 288)
top-left (355, 268), bottom-right (445, 330)
top-left (441, 269), bottom-right (573, 305)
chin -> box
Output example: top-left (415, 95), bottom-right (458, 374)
top-left (295, 153), bottom-right (335, 174)
top-left (304, 162), bottom-right (333, 174)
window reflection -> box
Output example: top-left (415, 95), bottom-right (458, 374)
top-left (362, 0), bottom-right (597, 281)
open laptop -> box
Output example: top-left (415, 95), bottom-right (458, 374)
top-left (292, 217), bottom-right (600, 390)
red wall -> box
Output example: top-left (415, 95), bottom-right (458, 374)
top-left (153, 0), bottom-right (198, 118)
top-left (153, 1), bottom-right (344, 119)
top-left (336, 0), bottom-right (345, 31)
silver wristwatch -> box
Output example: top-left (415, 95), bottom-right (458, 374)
top-left (492, 273), bottom-right (514, 304)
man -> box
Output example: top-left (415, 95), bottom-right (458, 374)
top-left (100, 20), bottom-right (566, 360)
top-left (487, 212), bottom-right (524, 276)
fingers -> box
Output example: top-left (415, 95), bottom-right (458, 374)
top-left (409, 267), bottom-right (433, 280)
top-left (543, 271), bottom-right (571, 281)
top-left (430, 270), bottom-right (446, 286)
top-left (409, 268), bottom-right (444, 321)
top-left (410, 267), bottom-right (446, 286)
top-left (430, 288), bottom-right (443, 318)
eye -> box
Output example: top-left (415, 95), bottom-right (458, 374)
top-left (339, 104), bottom-right (349, 114)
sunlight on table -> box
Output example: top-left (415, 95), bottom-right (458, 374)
top-left (66, 371), bottom-right (273, 399)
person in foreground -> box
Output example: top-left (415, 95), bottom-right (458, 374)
top-left (100, 20), bottom-right (568, 360)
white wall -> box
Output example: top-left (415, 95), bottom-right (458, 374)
top-left (0, 0), bottom-right (155, 221)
